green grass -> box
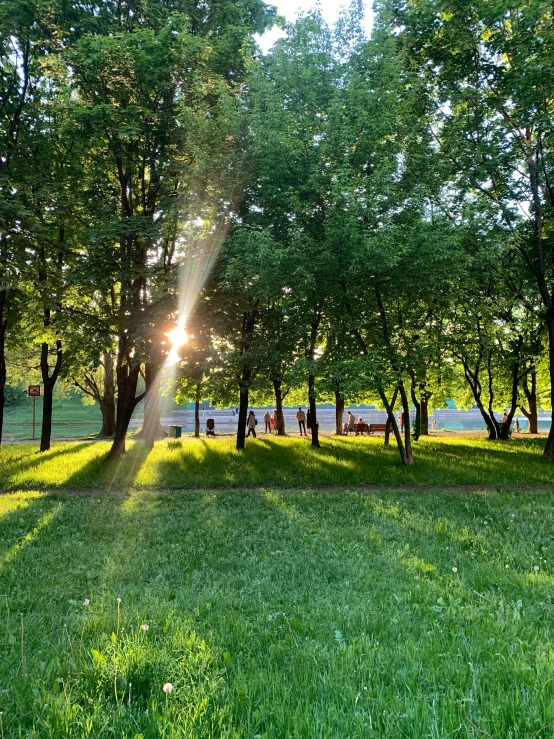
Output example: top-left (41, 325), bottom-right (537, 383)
top-left (0, 436), bottom-right (553, 491)
top-left (0, 486), bottom-right (553, 737)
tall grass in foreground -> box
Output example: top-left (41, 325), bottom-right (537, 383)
top-left (0, 488), bottom-right (552, 736)
top-left (0, 436), bottom-right (553, 490)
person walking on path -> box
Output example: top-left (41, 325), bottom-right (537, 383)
top-left (246, 410), bottom-right (257, 438)
top-left (346, 411), bottom-right (356, 434)
top-left (296, 406), bottom-right (307, 436)
top-left (264, 410), bottom-right (272, 433)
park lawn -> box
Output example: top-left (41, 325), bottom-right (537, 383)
top-left (0, 435), bottom-right (554, 491)
top-left (3, 393), bottom-right (102, 440)
top-left (0, 486), bottom-right (552, 737)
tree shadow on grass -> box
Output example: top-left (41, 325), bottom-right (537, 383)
top-left (0, 443), bottom-right (96, 490)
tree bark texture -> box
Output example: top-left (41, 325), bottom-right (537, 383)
top-left (273, 379), bottom-right (286, 435)
top-left (99, 353), bottom-right (116, 436)
top-left (308, 372), bottom-right (320, 448)
top-left (520, 369), bottom-right (538, 434)
top-left (143, 362), bottom-right (166, 451)
top-left (543, 312), bottom-right (554, 459)
top-left (236, 309), bottom-right (256, 450)
top-left (40, 340), bottom-right (62, 452)
top-left (335, 391), bottom-right (345, 435)
top-left (194, 392), bottom-right (200, 438)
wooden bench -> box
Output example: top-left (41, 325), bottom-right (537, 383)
top-left (353, 422), bottom-right (369, 435)
top-left (369, 423), bottom-right (388, 435)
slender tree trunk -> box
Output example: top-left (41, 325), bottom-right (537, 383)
top-left (378, 386), bottom-right (410, 463)
top-left (40, 340), bottom-right (62, 452)
top-left (308, 372), bottom-right (320, 448)
top-left (520, 369), bottom-right (538, 433)
top-left (273, 379), bottom-right (285, 435)
top-left (398, 381), bottom-right (414, 465)
top-left (498, 337), bottom-right (522, 440)
top-left (335, 390), bottom-right (345, 435)
top-left (194, 388), bottom-right (200, 438)
top-left (543, 312), bottom-right (554, 459)
top-left (236, 386), bottom-right (249, 450)
top-left (99, 353), bottom-right (116, 436)
top-left (0, 290), bottom-right (6, 447)
top-left (420, 385), bottom-right (430, 436)
top-left (236, 309), bottom-right (256, 450)
top-left (410, 375), bottom-right (421, 441)
top-left (384, 386), bottom-right (399, 446)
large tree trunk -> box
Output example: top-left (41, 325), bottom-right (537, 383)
top-left (144, 362), bottom-right (166, 450)
top-left (273, 379), bottom-right (285, 435)
top-left (40, 340), bottom-right (62, 452)
top-left (335, 390), bottom-right (345, 435)
top-left (99, 353), bottom-right (116, 436)
top-left (520, 369), bottom-right (538, 434)
top-left (110, 365), bottom-right (141, 459)
top-left (0, 290), bottom-right (6, 447)
top-left (109, 325), bottom-right (143, 460)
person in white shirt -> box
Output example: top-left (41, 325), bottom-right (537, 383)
top-left (296, 406), bottom-right (307, 436)
top-left (264, 410), bottom-right (271, 433)
top-left (246, 410), bottom-right (257, 438)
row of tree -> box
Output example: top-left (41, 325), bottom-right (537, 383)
top-left (1, 0), bottom-right (553, 466)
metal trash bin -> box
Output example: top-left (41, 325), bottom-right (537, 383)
top-left (169, 425), bottom-right (182, 439)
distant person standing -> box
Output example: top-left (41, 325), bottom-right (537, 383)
top-left (246, 410), bottom-right (257, 438)
top-left (514, 416), bottom-right (520, 433)
top-left (306, 407), bottom-right (312, 434)
top-left (398, 412), bottom-right (404, 433)
top-left (271, 410), bottom-right (277, 432)
top-left (432, 419), bottom-right (437, 432)
top-left (296, 406), bottom-right (307, 436)
top-left (264, 410), bottom-right (271, 433)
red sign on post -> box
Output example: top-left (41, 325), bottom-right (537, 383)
top-left (28, 385), bottom-right (41, 397)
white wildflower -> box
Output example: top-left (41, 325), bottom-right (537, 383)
top-left (83, 599), bottom-right (90, 607)
top-left (163, 683), bottom-right (173, 694)
top-left (141, 624), bottom-right (149, 632)
top-left (452, 567), bottom-right (458, 573)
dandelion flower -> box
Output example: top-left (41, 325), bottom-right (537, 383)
top-left (141, 624), bottom-right (149, 632)
top-left (511, 513), bottom-right (515, 518)
top-left (117, 598), bottom-right (122, 604)
top-left (452, 567), bottom-right (458, 573)
top-left (483, 520), bottom-right (488, 525)
top-left (505, 564), bottom-right (509, 569)
top-left (163, 683), bottom-right (173, 693)
top-left (534, 565), bottom-right (539, 571)
top-left (83, 599), bottom-right (90, 607)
